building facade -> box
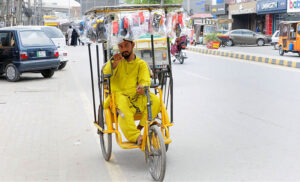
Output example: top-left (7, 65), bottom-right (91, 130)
top-left (228, 0), bottom-right (258, 31)
top-left (182, 0), bottom-right (212, 15)
top-left (211, 0), bottom-right (229, 19)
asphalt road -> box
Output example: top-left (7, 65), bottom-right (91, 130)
top-left (1, 45), bottom-right (300, 181)
top-left (196, 44), bottom-right (300, 61)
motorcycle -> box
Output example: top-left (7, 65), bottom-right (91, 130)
top-left (171, 35), bottom-right (188, 64)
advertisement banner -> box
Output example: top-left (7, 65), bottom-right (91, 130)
top-left (257, 0), bottom-right (287, 14)
top-left (211, 4), bottom-right (227, 15)
top-left (288, 0), bottom-right (300, 13)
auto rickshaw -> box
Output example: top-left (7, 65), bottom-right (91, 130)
top-left (85, 4), bottom-right (180, 181)
top-left (278, 21), bottom-right (300, 56)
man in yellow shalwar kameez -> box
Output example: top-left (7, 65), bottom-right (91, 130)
top-left (103, 38), bottom-right (160, 145)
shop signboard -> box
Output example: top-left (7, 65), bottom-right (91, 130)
top-left (194, 18), bottom-right (216, 25)
top-left (211, 4), bottom-right (227, 15)
top-left (229, 1), bottom-right (257, 15)
top-left (288, 0), bottom-right (300, 13)
top-left (257, 0), bottom-right (287, 14)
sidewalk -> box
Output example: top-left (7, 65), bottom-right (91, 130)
top-left (187, 45), bottom-right (300, 69)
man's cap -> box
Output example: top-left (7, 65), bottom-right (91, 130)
top-left (115, 35), bottom-right (134, 44)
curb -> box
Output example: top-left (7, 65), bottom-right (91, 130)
top-left (187, 46), bottom-right (300, 69)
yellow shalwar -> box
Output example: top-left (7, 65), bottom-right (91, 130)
top-left (103, 56), bottom-right (160, 143)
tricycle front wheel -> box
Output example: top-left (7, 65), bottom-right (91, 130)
top-left (146, 125), bottom-right (166, 181)
top-left (98, 104), bottom-right (112, 161)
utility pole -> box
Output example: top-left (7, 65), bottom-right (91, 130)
top-left (33, 0), bottom-right (36, 25)
top-left (16, 0), bottom-right (23, 25)
top-left (28, 0), bottom-right (31, 25)
top-left (38, 0), bottom-right (42, 25)
top-left (6, 0), bottom-right (9, 26)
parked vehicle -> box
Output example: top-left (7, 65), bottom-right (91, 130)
top-left (271, 30), bottom-right (279, 50)
top-left (19, 26), bottom-right (68, 70)
top-left (0, 27), bottom-right (60, 82)
top-left (278, 21), bottom-right (300, 56)
top-left (225, 29), bottom-right (271, 46)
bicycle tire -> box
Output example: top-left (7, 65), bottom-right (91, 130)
top-left (98, 104), bottom-right (112, 161)
top-left (146, 125), bottom-right (167, 181)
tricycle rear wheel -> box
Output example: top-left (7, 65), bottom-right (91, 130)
top-left (146, 125), bottom-right (166, 181)
top-left (279, 46), bottom-right (284, 56)
top-left (98, 104), bottom-right (112, 161)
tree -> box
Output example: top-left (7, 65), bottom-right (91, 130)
top-left (125, 0), bottom-right (183, 4)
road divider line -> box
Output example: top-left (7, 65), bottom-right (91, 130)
top-left (187, 46), bottom-right (300, 70)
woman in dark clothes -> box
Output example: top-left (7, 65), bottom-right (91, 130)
top-left (70, 28), bottom-right (79, 46)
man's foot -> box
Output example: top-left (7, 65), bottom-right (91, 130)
top-left (137, 125), bottom-right (144, 131)
top-left (136, 135), bottom-right (143, 145)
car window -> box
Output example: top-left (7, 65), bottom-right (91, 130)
top-left (242, 30), bottom-right (254, 35)
top-left (19, 30), bottom-right (54, 47)
top-left (231, 30), bottom-right (242, 35)
top-left (0, 32), bottom-right (10, 47)
top-left (275, 31), bottom-right (279, 37)
top-left (0, 32), bottom-right (15, 48)
top-left (41, 26), bottom-right (64, 38)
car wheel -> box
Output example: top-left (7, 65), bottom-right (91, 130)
top-left (227, 39), bottom-right (234, 46)
top-left (41, 69), bottom-right (55, 78)
top-left (5, 64), bottom-right (20, 82)
top-left (279, 46), bottom-right (284, 56)
top-left (58, 62), bottom-right (67, 70)
top-left (257, 39), bottom-right (265, 46)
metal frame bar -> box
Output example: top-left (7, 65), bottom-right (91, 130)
top-left (88, 43), bottom-right (97, 123)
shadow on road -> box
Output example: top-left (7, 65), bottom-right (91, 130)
top-left (0, 75), bottom-right (49, 83)
top-left (112, 150), bottom-right (146, 173)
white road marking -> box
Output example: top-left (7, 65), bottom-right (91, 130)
top-left (181, 70), bottom-right (212, 80)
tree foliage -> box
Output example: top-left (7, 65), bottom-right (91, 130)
top-left (125, 0), bottom-right (183, 4)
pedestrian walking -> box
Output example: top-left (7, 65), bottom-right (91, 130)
top-left (70, 28), bottom-right (79, 46)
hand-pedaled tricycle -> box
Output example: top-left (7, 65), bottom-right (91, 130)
top-left (85, 4), bottom-right (181, 181)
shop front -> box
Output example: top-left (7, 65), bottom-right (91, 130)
top-left (256, 0), bottom-right (287, 35)
top-left (228, 1), bottom-right (257, 31)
